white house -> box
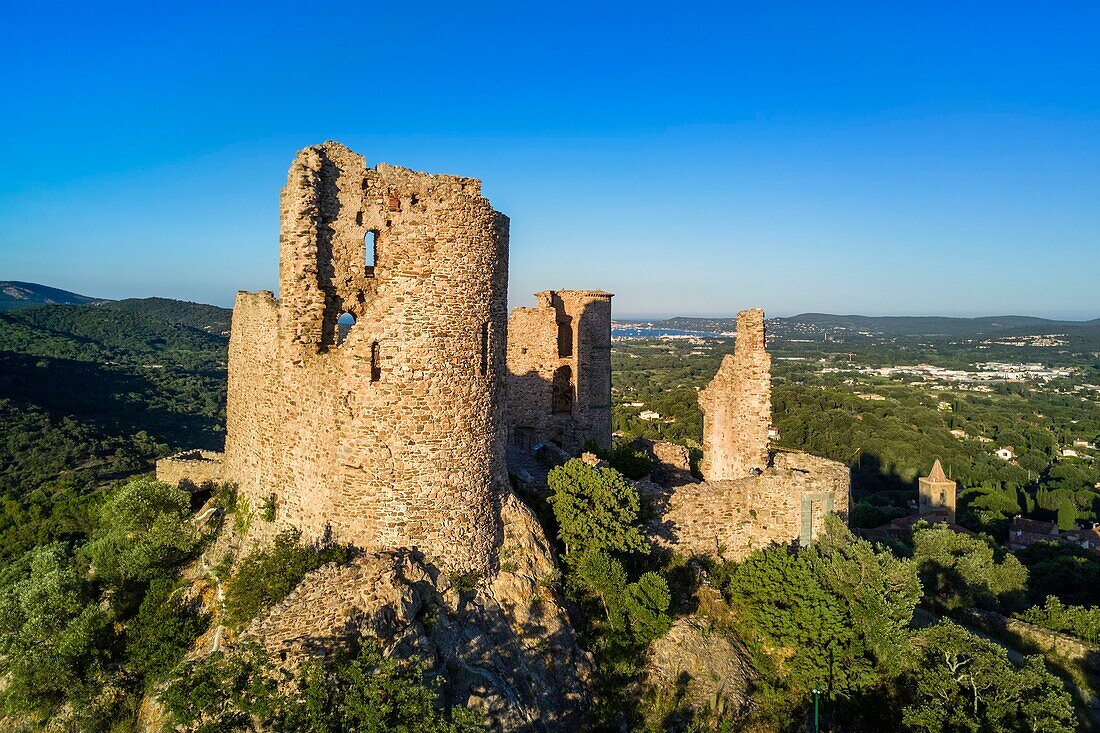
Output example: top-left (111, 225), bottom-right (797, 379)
top-left (995, 447), bottom-right (1016, 461)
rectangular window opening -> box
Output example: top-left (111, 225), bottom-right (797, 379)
top-left (370, 341), bottom-right (381, 382)
top-left (365, 230), bottom-right (378, 276)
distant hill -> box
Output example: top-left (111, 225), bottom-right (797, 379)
top-left (0, 281), bottom-right (106, 311)
top-left (99, 297), bottom-right (232, 336)
top-left (658, 313), bottom-right (1100, 339)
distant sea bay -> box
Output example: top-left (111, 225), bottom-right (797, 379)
top-left (611, 326), bottom-right (722, 338)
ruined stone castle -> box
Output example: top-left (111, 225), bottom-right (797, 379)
top-left (157, 141), bottom-right (846, 574)
top-left (158, 141), bottom-right (611, 574)
top-left (641, 309), bottom-right (850, 559)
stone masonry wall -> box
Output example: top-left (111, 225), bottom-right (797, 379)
top-left (506, 290), bottom-right (613, 454)
top-left (155, 450), bottom-right (224, 489)
top-left (222, 142), bottom-right (510, 574)
top-left (645, 451), bottom-right (850, 560)
top-left (699, 309), bottom-right (771, 480)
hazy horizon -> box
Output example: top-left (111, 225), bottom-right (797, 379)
top-left (2, 3), bottom-right (1098, 320)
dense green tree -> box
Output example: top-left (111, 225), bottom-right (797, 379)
top-left (722, 518), bottom-right (921, 702)
top-left (1016, 541), bottom-right (1100, 606)
top-left (1056, 500), bottom-right (1077, 531)
top-left (547, 459), bottom-right (648, 557)
top-left (126, 577), bottom-right (209, 684)
top-left (0, 544), bottom-right (112, 717)
top-left (83, 477), bottom-right (198, 588)
top-left (901, 621), bottom-right (1074, 733)
top-left (911, 522), bottom-right (1028, 611)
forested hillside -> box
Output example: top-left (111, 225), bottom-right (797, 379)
top-left (0, 299), bottom-right (229, 562)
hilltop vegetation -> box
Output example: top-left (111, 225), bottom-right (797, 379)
top-left (0, 293), bottom-right (1096, 730)
top-left (0, 298), bottom-right (229, 563)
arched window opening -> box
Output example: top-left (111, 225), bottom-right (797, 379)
top-left (365, 230), bottom-right (379, 275)
top-left (370, 341), bottom-right (381, 382)
top-left (552, 365), bottom-right (573, 414)
top-left (336, 312), bottom-right (356, 346)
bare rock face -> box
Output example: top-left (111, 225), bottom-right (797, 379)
top-left (234, 492), bottom-right (590, 732)
top-left (644, 617), bottom-right (756, 720)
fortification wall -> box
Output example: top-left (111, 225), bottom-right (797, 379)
top-left (506, 289), bottom-right (613, 453)
top-left (645, 451), bottom-right (850, 560)
top-left (222, 291), bottom-right (282, 510)
top-left (155, 450), bottom-right (224, 489)
top-left (223, 142), bottom-right (510, 573)
top-left (699, 309), bottom-right (770, 480)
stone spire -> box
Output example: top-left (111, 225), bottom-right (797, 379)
top-left (699, 308), bottom-right (771, 480)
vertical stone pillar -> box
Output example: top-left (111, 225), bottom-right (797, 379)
top-left (699, 308), bottom-right (771, 480)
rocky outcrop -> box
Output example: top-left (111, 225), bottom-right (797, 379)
top-left (644, 617), bottom-right (755, 720)
top-left (230, 492), bottom-right (590, 732)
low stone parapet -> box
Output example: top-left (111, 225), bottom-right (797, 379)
top-left (155, 449), bottom-right (225, 489)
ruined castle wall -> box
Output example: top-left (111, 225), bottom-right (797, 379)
top-left (155, 450), bottom-right (224, 489)
top-left (646, 451), bottom-right (850, 560)
top-left (506, 290), bottom-right (612, 453)
top-left (222, 291), bottom-right (282, 508)
top-left (699, 309), bottom-right (770, 480)
top-left (224, 142), bottom-right (509, 573)
top-left (563, 291), bottom-right (613, 452)
top-left (506, 303), bottom-right (559, 448)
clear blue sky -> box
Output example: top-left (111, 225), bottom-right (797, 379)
top-left (1, 2), bottom-right (1097, 319)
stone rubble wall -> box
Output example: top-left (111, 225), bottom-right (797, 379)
top-left (629, 437), bottom-right (696, 488)
top-left (155, 450), bottom-right (225, 488)
top-left (699, 309), bottom-right (771, 480)
top-left (506, 290), bottom-right (613, 454)
top-left (644, 451), bottom-right (850, 560)
top-left (222, 142), bottom-right (510, 574)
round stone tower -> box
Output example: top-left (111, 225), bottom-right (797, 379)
top-left (225, 142), bottom-right (509, 573)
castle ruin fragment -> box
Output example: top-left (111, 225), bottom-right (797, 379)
top-left (642, 308), bottom-right (850, 559)
top-left (506, 289), bottom-right (614, 455)
top-left (699, 309), bottom-right (771, 479)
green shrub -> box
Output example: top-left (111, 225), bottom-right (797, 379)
top-left (127, 577), bottom-right (209, 684)
top-left (161, 640), bottom-right (487, 732)
top-left (0, 544), bottom-right (112, 716)
top-left (259, 495), bottom-right (276, 522)
top-left (82, 477), bottom-right (198, 588)
top-left (608, 443), bottom-right (652, 480)
top-left (1017, 595), bottom-right (1100, 644)
top-left (223, 530), bottom-right (351, 628)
